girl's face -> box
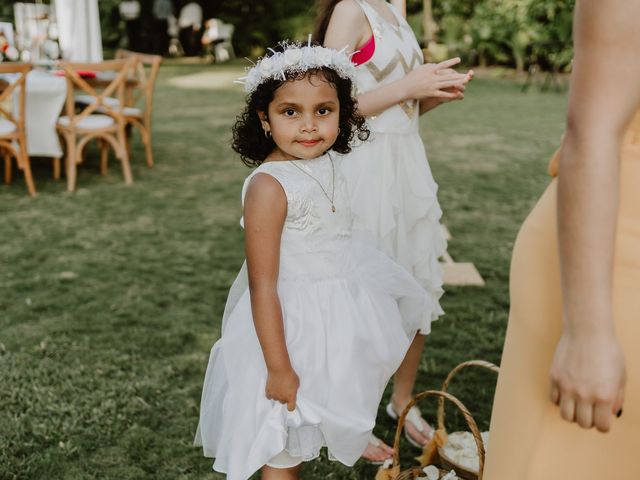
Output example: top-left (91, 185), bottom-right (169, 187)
top-left (260, 73), bottom-right (340, 161)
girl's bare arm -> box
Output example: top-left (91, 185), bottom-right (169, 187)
top-left (244, 173), bottom-right (299, 411)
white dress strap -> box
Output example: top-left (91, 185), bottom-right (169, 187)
top-left (353, 0), bottom-right (383, 31)
top-left (240, 162), bottom-right (294, 228)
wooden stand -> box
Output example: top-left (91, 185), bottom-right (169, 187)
top-left (439, 225), bottom-right (485, 287)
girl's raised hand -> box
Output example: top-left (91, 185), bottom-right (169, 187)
top-left (402, 57), bottom-right (471, 101)
top-left (266, 367), bottom-right (300, 412)
top-left (437, 66), bottom-right (474, 98)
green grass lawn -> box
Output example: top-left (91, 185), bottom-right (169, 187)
top-left (0, 62), bottom-right (566, 479)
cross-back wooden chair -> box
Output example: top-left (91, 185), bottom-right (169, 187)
top-left (76, 50), bottom-right (162, 169)
top-left (56, 58), bottom-right (135, 192)
top-left (0, 63), bottom-right (35, 196)
top-left (114, 49), bottom-right (162, 168)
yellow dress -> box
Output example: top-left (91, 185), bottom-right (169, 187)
top-left (484, 112), bottom-right (640, 479)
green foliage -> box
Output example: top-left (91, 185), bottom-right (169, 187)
top-left (0, 1), bottom-right (12, 23)
top-left (432, 0), bottom-right (575, 71)
top-left (526, 0), bottom-right (574, 71)
top-left (469, 0), bottom-right (532, 71)
top-left (2, 0), bottom-right (573, 69)
top-left (434, 0), bottom-right (476, 19)
top-left (98, 0), bottom-right (124, 48)
top-left (208, 0), bottom-right (312, 57)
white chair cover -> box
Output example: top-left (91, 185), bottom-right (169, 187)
top-left (15, 71), bottom-right (67, 157)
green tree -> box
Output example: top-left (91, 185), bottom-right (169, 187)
top-left (427, 0), bottom-right (574, 71)
top-left (526, 0), bottom-right (574, 72)
top-left (470, 0), bottom-right (533, 71)
top-left (208, 0), bottom-right (311, 57)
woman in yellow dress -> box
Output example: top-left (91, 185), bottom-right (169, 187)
top-left (484, 1), bottom-right (640, 478)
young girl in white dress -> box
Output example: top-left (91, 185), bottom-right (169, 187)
top-left (194, 44), bottom-right (432, 480)
top-left (316, 0), bottom-right (472, 461)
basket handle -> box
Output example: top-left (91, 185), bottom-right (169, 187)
top-left (436, 360), bottom-right (499, 433)
top-left (390, 390), bottom-right (486, 480)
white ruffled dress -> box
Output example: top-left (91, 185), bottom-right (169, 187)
top-left (195, 155), bottom-right (430, 479)
top-left (343, 0), bottom-right (446, 329)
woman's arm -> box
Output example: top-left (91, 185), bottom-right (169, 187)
top-left (551, 0), bottom-right (640, 433)
top-left (323, 0), bottom-right (470, 117)
top-left (244, 173), bottom-right (299, 411)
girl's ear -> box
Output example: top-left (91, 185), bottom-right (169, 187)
top-left (258, 111), bottom-right (270, 134)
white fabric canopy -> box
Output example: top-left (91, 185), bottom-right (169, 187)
top-left (55, 0), bottom-right (103, 62)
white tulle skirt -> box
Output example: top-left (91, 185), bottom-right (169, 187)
top-left (195, 236), bottom-right (428, 480)
top-left (340, 131), bottom-right (446, 329)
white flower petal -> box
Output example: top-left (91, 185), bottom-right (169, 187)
top-left (283, 48), bottom-right (302, 67)
top-left (422, 465), bottom-right (440, 480)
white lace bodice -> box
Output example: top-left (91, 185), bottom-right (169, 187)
top-left (241, 154), bottom-right (355, 281)
top-left (353, 0), bottom-right (424, 134)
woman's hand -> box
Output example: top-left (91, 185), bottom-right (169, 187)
top-left (266, 367), bottom-right (300, 412)
top-left (549, 327), bottom-right (626, 432)
top-left (402, 58), bottom-right (471, 101)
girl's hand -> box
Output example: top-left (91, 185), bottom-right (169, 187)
top-left (436, 67), bottom-right (473, 102)
top-left (440, 84), bottom-right (465, 102)
top-left (549, 327), bottom-right (626, 432)
top-left (402, 58), bottom-right (471, 101)
top-left (266, 367), bottom-right (300, 412)
top-left (437, 67), bottom-right (474, 81)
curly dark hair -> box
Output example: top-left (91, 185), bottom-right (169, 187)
top-left (232, 64), bottom-right (370, 167)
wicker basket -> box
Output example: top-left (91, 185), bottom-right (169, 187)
top-left (435, 360), bottom-right (499, 480)
top-left (375, 390), bottom-right (482, 480)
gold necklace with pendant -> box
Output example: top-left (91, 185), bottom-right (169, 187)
top-left (289, 155), bottom-right (336, 213)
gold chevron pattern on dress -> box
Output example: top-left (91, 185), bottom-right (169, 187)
top-left (365, 48), bottom-right (422, 83)
top-left (358, 1), bottom-right (423, 118)
top-left (365, 48), bottom-right (422, 118)
top-left (373, 0), bottom-right (416, 43)
top-left (385, 17), bottom-right (414, 42)
top-left (399, 99), bottom-right (417, 117)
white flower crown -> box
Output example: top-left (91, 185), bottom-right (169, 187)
top-left (236, 38), bottom-right (357, 94)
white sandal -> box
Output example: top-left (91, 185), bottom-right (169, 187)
top-left (386, 402), bottom-right (434, 448)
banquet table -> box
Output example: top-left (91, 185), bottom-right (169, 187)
top-left (0, 69), bottom-right (139, 159)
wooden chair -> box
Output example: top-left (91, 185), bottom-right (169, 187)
top-left (76, 50), bottom-right (162, 169)
top-left (0, 63), bottom-right (35, 196)
top-left (56, 58), bottom-right (135, 192)
top-left (114, 49), bottom-right (162, 168)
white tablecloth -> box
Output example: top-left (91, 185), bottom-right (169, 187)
top-left (21, 71), bottom-right (67, 158)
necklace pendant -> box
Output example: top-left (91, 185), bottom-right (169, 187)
top-left (331, 205), bottom-right (336, 213)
